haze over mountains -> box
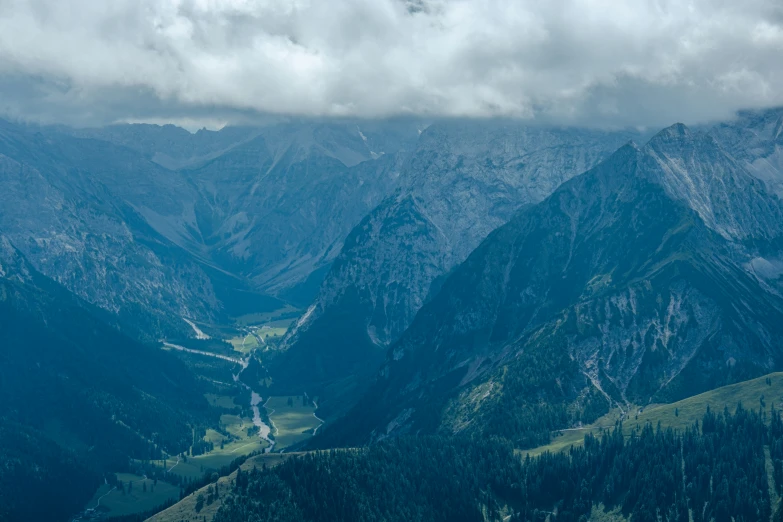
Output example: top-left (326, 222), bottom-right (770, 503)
top-left (0, 119), bottom-right (422, 336)
top-left (274, 123), bottom-right (641, 411)
top-left (3, 1), bottom-right (783, 520)
top-left (317, 120), bottom-right (783, 447)
top-left (2, 106), bottom-right (783, 522)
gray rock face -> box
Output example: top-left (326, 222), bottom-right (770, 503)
top-left (645, 122), bottom-right (783, 241)
top-left (318, 124), bottom-right (783, 447)
top-left (278, 122), bottom-right (637, 404)
top-left (182, 125), bottom-right (417, 296)
top-left (0, 122), bottom-right (219, 337)
top-left (708, 107), bottom-right (783, 196)
top-left (0, 118), bottom-right (422, 336)
top-left (72, 119), bottom-right (423, 301)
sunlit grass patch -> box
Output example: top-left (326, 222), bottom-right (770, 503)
top-left (265, 395), bottom-right (323, 449)
top-left (84, 473), bottom-right (179, 518)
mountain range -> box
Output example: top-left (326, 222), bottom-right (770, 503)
top-left (0, 118), bottom-right (424, 338)
top-left (3, 108), bottom-right (783, 521)
top-left (273, 123), bottom-right (640, 413)
top-left (314, 121), bottom-right (783, 448)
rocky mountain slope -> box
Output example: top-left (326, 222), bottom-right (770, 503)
top-left (0, 118), bottom-right (421, 337)
top-left (0, 238), bottom-right (213, 521)
top-left (708, 107), bottom-right (783, 196)
top-left (315, 124), bottom-right (783, 448)
top-left (0, 120), bottom-right (223, 337)
top-left (64, 119), bottom-right (423, 306)
top-left (275, 123), bottom-right (638, 410)
top-left (181, 122), bottom-right (419, 299)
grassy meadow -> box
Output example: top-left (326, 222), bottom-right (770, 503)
top-left (265, 395), bottom-right (323, 449)
top-left (148, 453), bottom-right (300, 522)
top-left (524, 372), bottom-right (783, 457)
top-left (84, 473), bottom-right (179, 518)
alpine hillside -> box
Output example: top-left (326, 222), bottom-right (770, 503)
top-left (275, 123), bottom-right (640, 413)
top-left (0, 237), bottom-right (214, 522)
top-left (315, 123), bottom-right (783, 449)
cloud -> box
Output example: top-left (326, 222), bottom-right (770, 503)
top-left (0, 0), bottom-right (781, 127)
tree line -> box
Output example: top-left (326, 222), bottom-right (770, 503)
top-left (214, 404), bottom-right (783, 522)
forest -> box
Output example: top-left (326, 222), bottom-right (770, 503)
top-left (214, 405), bottom-right (781, 522)
top-left (0, 273), bottom-right (217, 522)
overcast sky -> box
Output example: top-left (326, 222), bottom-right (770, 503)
top-left (0, 0), bottom-right (781, 129)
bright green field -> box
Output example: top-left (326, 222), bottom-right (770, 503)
top-left (265, 396), bottom-right (323, 449)
top-left (228, 333), bottom-right (259, 353)
top-left (257, 327), bottom-right (287, 342)
top-left (84, 473), bottom-right (179, 517)
top-left (149, 415), bottom-right (268, 479)
top-left (626, 372), bottom-right (783, 433)
top-left (524, 372), bottom-right (783, 457)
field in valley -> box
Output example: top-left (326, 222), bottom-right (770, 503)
top-left (148, 453), bottom-right (300, 522)
top-left (79, 307), bottom-right (303, 520)
top-left (83, 473), bottom-right (179, 519)
top-left (265, 395), bottom-right (324, 449)
top-left (149, 414), bottom-right (270, 480)
top-left (228, 332), bottom-right (260, 353)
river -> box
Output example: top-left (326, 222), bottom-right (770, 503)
top-left (163, 342), bottom-right (275, 452)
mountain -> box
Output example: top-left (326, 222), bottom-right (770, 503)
top-left (0, 238), bottom-right (213, 521)
top-left (0, 118), bottom-right (422, 339)
top-left (59, 119), bottom-right (423, 306)
top-left (0, 120), bottom-right (226, 338)
top-left (315, 124), bottom-right (783, 449)
top-left (180, 121), bottom-right (420, 300)
top-left (274, 123), bottom-right (639, 413)
top-left (708, 107), bottom-right (783, 196)
top-left (63, 123), bottom-right (262, 170)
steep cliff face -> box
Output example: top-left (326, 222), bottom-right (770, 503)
top-left (0, 121), bottom-right (220, 337)
top-left (648, 122), bottom-right (783, 241)
top-left (70, 119), bottom-right (423, 302)
top-left (0, 119), bottom-right (420, 336)
top-left (708, 107), bottom-right (783, 196)
top-left (317, 124), bottom-right (783, 447)
top-left (182, 126), bottom-right (416, 297)
top-left (276, 123), bottom-right (636, 407)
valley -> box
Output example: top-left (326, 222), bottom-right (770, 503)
top-left (157, 371), bottom-right (783, 522)
top-left (2, 2), bottom-right (783, 519)
top-left (1, 108), bottom-right (783, 522)
top-left (72, 307), bottom-right (325, 521)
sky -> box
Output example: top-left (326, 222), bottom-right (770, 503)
top-left (0, 0), bottom-right (781, 129)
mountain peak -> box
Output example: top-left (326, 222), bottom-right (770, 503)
top-left (638, 120), bottom-right (783, 241)
top-left (651, 122), bottom-right (692, 142)
top-left (667, 122), bottom-right (689, 134)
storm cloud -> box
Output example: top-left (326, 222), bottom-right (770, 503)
top-left (0, 0), bottom-right (782, 127)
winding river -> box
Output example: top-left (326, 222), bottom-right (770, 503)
top-left (163, 342), bottom-right (275, 452)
